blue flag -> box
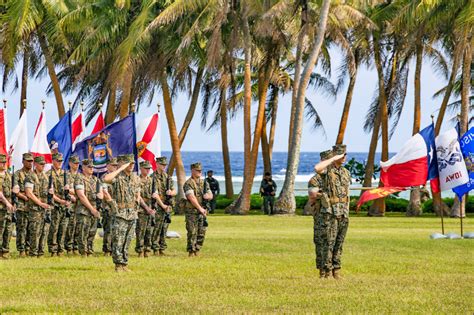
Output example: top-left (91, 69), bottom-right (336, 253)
top-left (72, 114), bottom-right (137, 174)
top-left (452, 126), bottom-right (474, 199)
top-left (47, 111), bottom-right (72, 169)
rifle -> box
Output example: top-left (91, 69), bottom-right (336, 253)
top-left (11, 166), bottom-right (17, 223)
top-left (45, 172), bottom-right (53, 224)
top-left (164, 176), bottom-right (172, 224)
top-left (201, 180), bottom-right (210, 227)
top-left (64, 171), bottom-right (73, 218)
top-left (149, 175), bottom-right (156, 227)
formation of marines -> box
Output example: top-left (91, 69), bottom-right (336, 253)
top-left (309, 144), bottom-right (351, 279)
top-left (0, 152), bottom-right (212, 272)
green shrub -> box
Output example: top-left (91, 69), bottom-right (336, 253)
top-left (423, 196), bottom-right (474, 213)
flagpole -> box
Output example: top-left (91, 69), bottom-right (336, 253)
top-left (431, 114), bottom-right (445, 235)
top-left (457, 114), bottom-right (465, 238)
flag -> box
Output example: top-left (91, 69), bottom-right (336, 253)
top-left (357, 187), bottom-right (405, 208)
top-left (380, 124), bottom-right (437, 187)
top-left (0, 108), bottom-right (8, 157)
top-left (136, 113), bottom-right (160, 170)
top-left (47, 111), bottom-right (72, 168)
top-left (72, 114), bottom-right (137, 174)
top-left (451, 126), bottom-right (474, 199)
top-left (71, 111), bottom-right (84, 150)
top-left (9, 110), bottom-right (28, 170)
top-left (31, 109), bottom-right (52, 163)
top-left (435, 128), bottom-right (469, 191)
top-left (91, 110), bottom-right (105, 135)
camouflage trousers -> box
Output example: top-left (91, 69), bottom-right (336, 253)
top-left (135, 212), bottom-right (153, 253)
top-left (0, 210), bottom-right (13, 253)
top-left (48, 206), bottom-right (69, 253)
top-left (88, 217), bottom-right (98, 254)
top-left (64, 213), bottom-right (77, 251)
top-left (319, 213), bottom-right (349, 271)
top-left (15, 210), bottom-right (30, 252)
top-left (111, 216), bottom-right (135, 266)
top-left (263, 196), bottom-right (275, 215)
top-left (313, 211), bottom-right (323, 269)
top-left (76, 214), bottom-right (95, 255)
top-left (28, 210), bottom-right (50, 256)
top-left (185, 209), bottom-right (207, 253)
top-left (101, 209), bottom-right (113, 253)
top-left (151, 210), bottom-right (169, 252)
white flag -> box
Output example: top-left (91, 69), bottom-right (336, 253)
top-left (31, 109), bottom-right (52, 164)
top-left (435, 128), bottom-right (469, 191)
top-left (9, 109), bottom-right (29, 170)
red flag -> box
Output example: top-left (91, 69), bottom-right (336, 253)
top-left (71, 112), bottom-right (84, 150)
top-left (0, 109), bottom-right (7, 156)
top-left (91, 111), bottom-right (105, 134)
top-left (357, 187), bottom-right (405, 209)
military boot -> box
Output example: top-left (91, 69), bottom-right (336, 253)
top-left (194, 251), bottom-right (199, 256)
top-left (159, 250), bottom-right (165, 256)
top-left (319, 269), bottom-right (325, 279)
top-left (323, 269), bottom-right (331, 279)
top-left (51, 252), bottom-right (56, 257)
top-left (2, 252), bottom-right (9, 259)
top-left (144, 251), bottom-right (149, 258)
top-left (57, 252), bottom-right (63, 257)
top-left (19, 251), bottom-right (26, 258)
top-left (188, 251), bottom-right (194, 257)
top-left (332, 269), bottom-right (342, 280)
top-left (122, 265), bottom-right (132, 272)
top-left (138, 252), bottom-right (144, 258)
top-left (115, 264), bottom-right (123, 272)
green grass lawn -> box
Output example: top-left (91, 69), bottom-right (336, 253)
top-left (0, 213), bottom-right (473, 313)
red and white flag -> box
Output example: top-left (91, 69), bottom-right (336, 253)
top-left (0, 108), bottom-right (8, 158)
top-left (71, 111), bottom-right (84, 150)
top-left (9, 109), bottom-right (29, 170)
top-left (31, 109), bottom-right (52, 163)
top-left (90, 110), bottom-right (105, 135)
top-left (136, 113), bottom-right (161, 170)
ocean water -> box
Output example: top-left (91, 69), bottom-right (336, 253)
top-left (164, 151), bottom-right (405, 197)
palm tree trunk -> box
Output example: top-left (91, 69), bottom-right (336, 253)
top-left (335, 64), bottom-right (357, 145)
top-left (220, 88), bottom-right (234, 199)
top-left (119, 71), bottom-right (133, 118)
top-left (275, 0), bottom-right (331, 214)
top-left (38, 33), bottom-right (65, 118)
top-left (268, 86), bottom-right (279, 160)
top-left (105, 84), bottom-right (117, 125)
top-left (261, 115), bottom-right (271, 174)
top-left (167, 66), bottom-right (204, 176)
top-left (407, 38), bottom-right (423, 217)
top-left (20, 47), bottom-right (29, 117)
top-left (158, 70), bottom-right (186, 214)
top-left (362, 110), bottom-right (381, 190)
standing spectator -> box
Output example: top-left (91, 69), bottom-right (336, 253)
top-left (259, 172), bottom-right (277, 215)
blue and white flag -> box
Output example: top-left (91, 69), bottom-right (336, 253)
top-left (47, 111), bottom-right (72, 169)
top-left (72, 114), bottom-right (137, 174)
top-left (452, 126), bottom-right (474, 199)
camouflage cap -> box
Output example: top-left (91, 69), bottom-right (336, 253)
top-left (116, 155), bottom-right (126, 163)
top-left (81, 159), bottom-right (93, 167)
top-left (156, 156), bottom-right (168, 165)
top-left (34, 156), bottom-right (46, 164)
top-left (125, 154), bottom-right (135, 163)
top-left (23, 153), bottom-right (34, 161)
top-left (332, 144), bottom-right (347, 155)
top-left (139, 160), bottom-right (151, 169)
top-left (320, 149), bottom-right (334, 161)
top-left (191, 162), bottom-right (202, 171)
top-left (107, 157), bottom-right (118, 166)
top-left (52, 153), bottom-right (63, 161)
top-left (0, 154), bottom-right (7, 163)
top-left (69, 155), bottom-right (80, 164)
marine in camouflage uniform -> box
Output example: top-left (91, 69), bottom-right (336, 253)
top-left (316, 144), bottom-right (351, 279)
top-left (0, 154), bottom-right (16, 259)
top-left (100, 158), bottom-right (118, 256)
top-left (64, 155), bottom-right (81, 254)
top-left (24, 156), bottom-right (53, 257)
top-left (14, 153), bottom-right (34, 257)
top-left (74, 159), bottom-right (102, 256)
top-left (46, 153), bottom-right (71, 256)
top-left (136, 160), bottom-right (156, 257)
top-left (183, 162), bottom-right (212, 256)
top-left (103, 154), bottom-right (143, 272)
top-left (151, 156), bottom-right (176, 256)
top-left (308, 150), bottom-right (334, 277)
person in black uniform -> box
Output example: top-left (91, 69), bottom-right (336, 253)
top-left (205, 170), bottom-right (220, 214)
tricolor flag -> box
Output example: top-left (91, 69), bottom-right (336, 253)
top-left (0, 107), bottom-right (8, 158)
top-left (136, 113), bottom-right (160, 170)
top-left (358, 124), bottom-right (437, 207)
top-left (71, 110), bottom-right (84, 150)
top-left (31, 109), bottom-right (52, 163)
top-left (90, 110), bottom-right (105, 135)
top-left (9, 109), bottom-right (28, 170)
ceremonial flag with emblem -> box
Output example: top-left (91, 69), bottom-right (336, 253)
top-left (9, 109), bottom-right (28, 170)
top-left (452, 126), bottom-right (474, 199)
top-left (357, 124), bottom-right (437, 207)
top-left (47, 111), bottom-right (72, 169)
top-left (31, 109), bottom-right (52, 163)
top-left (72, 114), bottom-right (137, 174)
top-left (136, 113), bottom-right (160, 170)
top-left (435, 128), bottom-right (469, 192)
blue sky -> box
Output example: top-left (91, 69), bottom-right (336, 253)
top-left (1, 50), bottom-right (457, 153)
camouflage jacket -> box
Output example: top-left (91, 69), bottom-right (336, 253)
top-left (307, 173), bottom-right (323, 215)
top-left (183, 177), bottom-right (210, 210)
top-left (139, 174), bottom-right (152, 213)
top-left (0, 171), bottom-right (12, 211)
top-left (74, 173), bottom-right (101, 216)
top-left (152, 171), bottom-right (175, 205)
top-left (110, 172), bottom-right (140, 220)
top-left (46, 167), bottom-right (67, 207)
top-left (25, 170), bottom-right (50, 212)
top-left (14, 168), bottom-right (33, 211)
top-left (321, 166), bottom-right (352, 217)
top-left (100, 172), bottom-right (115, 210)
